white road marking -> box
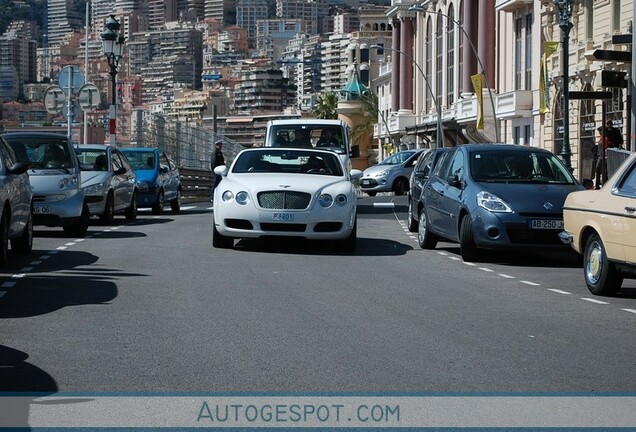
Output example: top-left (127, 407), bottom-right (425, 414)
top-left (547, 289), bottom-right (572, 295)
top-left (64, 242), bottom-right (75, 246)
top-left (12, 274), bottom-right (26, 278)
top-left (56, 246), bottom-right (67, 250)
top-left (75, 239), bottom-right (85, 242)
top-left (40, 255), bottom-right (51, 259)
top-left (19, 267), bottom-right (34, 272)
top-left (437, 251), bottom-right (448, 256)
top-left (581, 298), bottom-right (609, 305)
top-left (1, 282), bottom-right (16, 288)
top-left (48, 250), bottom-right (59, 255)
top-left (30, 261), bottom-right (42, 265)
top-left (373, 202), bottom-right (395, 208)
top-left (622, 309), bottom-right (636, 314)
top-left (111, 226), bottom-right (121, 230)
top-left (479, 267), bottom-right (494, 272)
top-left (206, 206), bottom-right (214, 210)
top-left (520, 281), bottom-right (541, 286)
top-left (463, 262), bottom-right (477, 266)
top-left (180, 206), bottom-right (196, 210)
top-left (449, 256), bottom-right (461, 261)
top-left (0, 291), bottom-right (5, 298)
top-left (498, 274), bottom-right (515, 279)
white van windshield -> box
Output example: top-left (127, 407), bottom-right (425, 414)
top-left (267, 125), bottom-right (346, 153)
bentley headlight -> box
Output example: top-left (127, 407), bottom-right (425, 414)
top-left (235, 191), bottom-right (249, 205)
top-left (82, 183), bottom-right (103, 195)
top-left (477, 191), bottom-right (513, 213)
top-left (319, 194), bottom-right (333, 208)
top-left (59, 176), bottom-right (78, 190)
top-left (222, 190), bottom-right (234, 202)
top-left (335, 194), bottom-right (348, 206)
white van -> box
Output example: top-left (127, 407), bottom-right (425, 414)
top-left (264, 119), bottom-right (360, 170)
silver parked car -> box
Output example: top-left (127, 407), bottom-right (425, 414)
top-left (3, 132), bottom-right (90, 237)
top-left (360, 149), bottom-right (424, 196)
top-left (0, 135), bottom-right (33, 265)
top-left (76, 145), bottom-right (138, 223)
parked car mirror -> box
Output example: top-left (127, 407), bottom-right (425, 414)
top-left (214, 165), bottom-right (228, 176)
top-left (114, 167), bottom-right (127, 175)
top-left (159, 166), bottom-right (169, 173)
top-left (447, 174), bottom-right (463, 189)
top-left (7, 162), bottom-right (28, 175)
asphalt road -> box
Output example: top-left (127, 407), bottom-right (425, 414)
top-left (1, 196), bottom-right (635, 394)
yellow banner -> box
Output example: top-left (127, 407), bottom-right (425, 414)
top-left (539, 42), bottom-right (559, 114)
top-left (471, 74), bottom-right (484, 130)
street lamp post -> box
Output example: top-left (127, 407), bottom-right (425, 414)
top-left (101, 15), bottom-right (125, 147)
top-left (554, 0), bottom-right (573, 170)
top-left (408, 5), bottom-right (500, 143)
top-left (370, 44), bottom-right (444, 149)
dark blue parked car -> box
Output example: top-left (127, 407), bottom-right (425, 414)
top-left (121, 148), bottom-right (181, 214)
top-left (418, 144), bottom-right (585, 262)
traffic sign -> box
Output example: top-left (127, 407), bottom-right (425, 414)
top-left (612, 34), bottom-right (633, 45)
top-left (77, 83), bottom-right (101, 112)
top-left (569, 91), bottom-right (613, 100)
top-left (43, 85), bottom-right (66, 114)
top-left (62, 101), bottom-right (81, 122)
top-left (601, 70), bottom-right (628, 88)
top-left (589, 49), bottom-right (631, 62)
top-left (58, 65), bottom-right (85, 95)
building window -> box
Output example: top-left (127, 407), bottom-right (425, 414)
top-left (613, 0), bottom-right (621, 33)
top-left (524, 13), bottom-right (532, 90)
top-left (585, 0), bottom-right (593, 40)
top-left (426, 17), bottom-right (433, 112)
top-left (436, 12), bottom-right (443, 106)
top-left (524, 124), bottom-right (531, 146)
top-left (514, 126), bottom-right (520, 145)
top-left (514, 17), bottom-right (522, 90)
top-left (446, 4), bottom-right (455, 106)
top-left (458, 0), bottom-right (464, 95)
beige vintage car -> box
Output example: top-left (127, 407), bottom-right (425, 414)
top-left (560, 151), bottom-right (636, 295)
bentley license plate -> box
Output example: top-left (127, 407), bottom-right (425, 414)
top-left (529, 219), bottom-right (563, 230)
top-left (273, 213), bottom-right (294, 221)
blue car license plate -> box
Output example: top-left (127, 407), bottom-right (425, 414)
top-left (273, 213), bottom-right (294, 221)
top-left (529, 219), bottom-right (563, 230)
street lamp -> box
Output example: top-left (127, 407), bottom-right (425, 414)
top-left (554, 0), bottom-right (574, 169)
top-left (370, 44), bottom-right (444, 149)
top-left (408, 5), bottom-right (500, 143)
top-left (101, 15), bottom-right (125, 146)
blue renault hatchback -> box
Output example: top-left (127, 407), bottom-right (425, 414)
top-left (418, 144), bottom-right (585, 262)
top-left (121, 148), bottom-right (181, 214)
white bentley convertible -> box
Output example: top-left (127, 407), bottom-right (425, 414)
top-left (212, 148), bottom-right (362, 252)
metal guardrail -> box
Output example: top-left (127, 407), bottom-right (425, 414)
top-left (180, 167), bottom-right (213, 203)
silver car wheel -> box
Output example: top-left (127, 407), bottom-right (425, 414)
top-left (585, 238), bottom-right (603, 285)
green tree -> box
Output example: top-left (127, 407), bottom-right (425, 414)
top-left (312, 92), bottom-right (339, 119)
top-left (351, 91), bottom-right (379, 145)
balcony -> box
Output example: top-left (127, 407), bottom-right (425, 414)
top-left (495, 0), bottom-right (534, 13)
top-left (495, 90), bottom-right (533, 119)
top-left (454, 94), bottom-right (478, 124)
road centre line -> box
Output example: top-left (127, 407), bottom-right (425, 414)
top-left (463, 262), bottom-right (477, 266)
top-left (64, 242), bottom-right (75, 246)
top-left (581, 298), bottom-right (610, 305)
top-left (373, 202), bottom-right (395, 208)
top-left (1, 281), bottom-right (16, 288)
top-left (449, 256), bottom-right (461, 261)
top-left (19, 267), bottom-right (34, 272)
top-left (479, 267), bottom-right (494, 272)
top-left (520, 281), bottom-right (541, 286)
top-left (498, 274), bottom-right (515, 279)
top-left (622, 309), bottom-right (636, 314)
top-left (30, 260), bottom-right (42, 265)
top-left (12, 273), bottom-right (26, 278)
top-left (547, 289), bottom-right (572, 295)
top-left (56, 246), bottom-right (67, 250)
top-left (0, 291), bottom-right (5, 298)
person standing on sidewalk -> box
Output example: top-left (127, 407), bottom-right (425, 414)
top-left (210, 140), bottom-right (225, 202)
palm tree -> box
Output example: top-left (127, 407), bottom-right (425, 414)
top-left (312, 92), bottom-right (339, 119)
top-left (351, 91), bottom-right (379, 145)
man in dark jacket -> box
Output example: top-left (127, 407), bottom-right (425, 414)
top-left (605, 120), bottom-right (624, 149)
top-left (210, 140), bottom-right (225, 201)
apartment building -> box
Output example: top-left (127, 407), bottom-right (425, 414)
top-left (47, 0), bottom-right (84, 46)
top-left (236, 0), bottom-right (270, 48)
top-left (0, 21), bottom-right (37, 100)
top-left (233, 66), bottom-right (296, 113)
